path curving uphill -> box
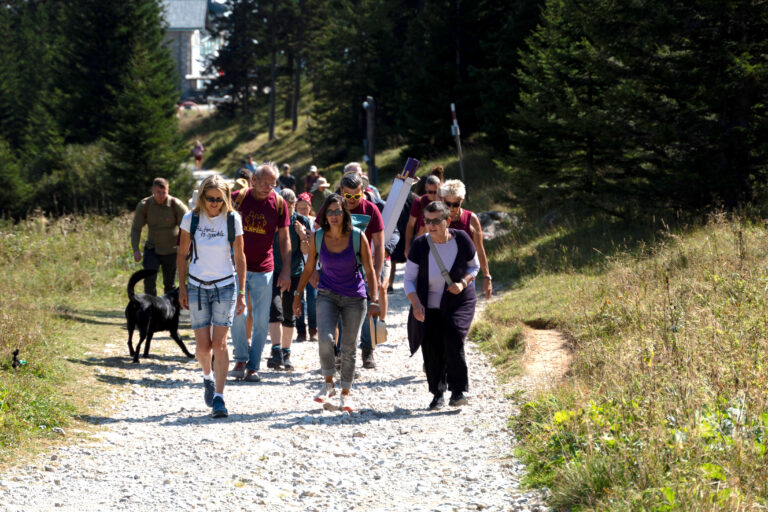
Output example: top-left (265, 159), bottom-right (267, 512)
top-left (0, 270), bottom-right (547, 511)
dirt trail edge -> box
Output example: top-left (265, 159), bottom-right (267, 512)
top-left (519, 327), bottom-right (572, 392)
top-left (0, 269), bottom-right (547, 512)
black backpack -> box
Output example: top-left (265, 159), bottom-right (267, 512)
top-left (188, 212), bottom-right (236, 264)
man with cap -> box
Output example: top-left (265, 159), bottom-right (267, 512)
top-left (310, 176), bottom-right (331, 214)
top-left (304, 165), bottom-right (320, 194)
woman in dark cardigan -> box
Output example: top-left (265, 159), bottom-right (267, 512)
top-left (404, 201), bottom-right (480, 409)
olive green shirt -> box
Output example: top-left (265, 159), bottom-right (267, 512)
top-left (311, 188), bottom-right (331, 216)
top-left (130, 196), bottom-right (188, 255)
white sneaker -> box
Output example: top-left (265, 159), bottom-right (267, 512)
top-left (314, 382), bottom-right (336, 403)
top-left (339, 393), bottom-right (354, 413)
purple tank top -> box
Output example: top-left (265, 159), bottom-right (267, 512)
top-left (318, 232), bottom-right (367, 298)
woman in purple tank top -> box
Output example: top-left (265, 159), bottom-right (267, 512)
top-left (293, 194), bottom-right (379, 412)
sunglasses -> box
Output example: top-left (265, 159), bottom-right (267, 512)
top-left (424, 217), bottom-right (445, 226)
top-left (204, 196), bottom-right (225, 204)
top-left (444, 200), bottom-right (461, 208)
top-left (425, 190), bottom-right (438, 195)
top-left (326, 209), bottom-right (343, 217)
top-left (343, 193), bottom-right (362, 200)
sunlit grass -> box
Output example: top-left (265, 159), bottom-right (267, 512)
top-left (0, 213), bottom-right (137, 463)
top-left (478, 212), bottom-right (768, 509)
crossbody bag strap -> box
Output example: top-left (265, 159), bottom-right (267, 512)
top-left (426, 234), bottom-right (454, 287)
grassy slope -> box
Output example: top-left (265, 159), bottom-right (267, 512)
top-left (178, 103), bottom-right (511, 214)
top-left (474, 213), bottom-right (768, 510)
top-left (0, 214), bottom-right (140, 464)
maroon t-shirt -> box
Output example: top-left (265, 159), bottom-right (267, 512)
top-left (409, 194), bottom-right (432, 228)
top-left (233, 189), bottom-right (290, 272)
top-left (449, 208), bottom-right (473, 239)
top-left (349, 198), bottom-right (384, 250)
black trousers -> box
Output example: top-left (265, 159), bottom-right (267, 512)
top-left (143, 248), bottom-right (177, 296)
top-left (421, 308), bottom-right (469, 396)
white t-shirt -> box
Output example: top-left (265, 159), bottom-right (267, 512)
top-left (180, 210), bottom-right (243, 288)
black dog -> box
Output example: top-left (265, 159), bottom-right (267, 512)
top-left (125, 269), bottom-right (194, 363)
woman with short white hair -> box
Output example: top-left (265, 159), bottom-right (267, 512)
top-left (440, 179), bottom-right (492, 299)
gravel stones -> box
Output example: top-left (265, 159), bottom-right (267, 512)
top-left (0, 271), bottom-right (548, 511)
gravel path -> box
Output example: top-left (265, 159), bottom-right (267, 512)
top-left (0, 270), bottom-right (547, 511)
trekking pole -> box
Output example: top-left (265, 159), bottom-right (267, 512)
top-left (450, 103), bottom-right (467, 199)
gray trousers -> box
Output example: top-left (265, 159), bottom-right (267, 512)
top-left (316, 289), bottom-right (367, 389)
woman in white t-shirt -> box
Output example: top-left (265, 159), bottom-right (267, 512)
top-left (177, 175), bottom-right (246, 418)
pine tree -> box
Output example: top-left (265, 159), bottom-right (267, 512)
top-left (59, 1), bottom-right (140, 143)
top-left (206, 0), bottom-right (262, 117)
top-left (509, 0), bottom-right (768, 214)
top-left (0, 138), bottom-right (31, 218)
top-left (104, 0), bottom-right (185, 209)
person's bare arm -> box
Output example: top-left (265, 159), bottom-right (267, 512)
top-left (294, 219), bottom-right (309, 255)
top-left (372, 230), bottom-right (384, 285)
top-left (177, 229), bottom-right (191, 310)
top-left (470, 213), bottom-right (492, 299)
top-left (233, 235), bottom-right (247, 315)
top-left (360, 234), bottom-right (380, 318)
top-left (404, 215), bottom-right (417, 257)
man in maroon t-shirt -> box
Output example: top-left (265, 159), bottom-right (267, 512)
top-left (340, 172), bottom-right (384, 368)
top-left (228, 163), bottom-right (291, 382)
top-left (404, 174), bottom-right (441, 257)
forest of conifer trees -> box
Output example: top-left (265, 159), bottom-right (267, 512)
top-left (1, 0), bottom-right (766, 219)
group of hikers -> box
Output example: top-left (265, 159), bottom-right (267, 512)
top-left (130, 161), bottom-right (493, 418)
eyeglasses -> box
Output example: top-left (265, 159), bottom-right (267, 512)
top-left (343, 192), bottom-right (362, 200)
top-left (444, 200), bottom-right (461, 208)
top-left (204, 196), bottom-right (225, 204)
top-left (326, 209), bottom-right (343, 217)
top-left (424, 217), bottom-right (445, 226)
top-left (426, 190), bottom-right (437, 195)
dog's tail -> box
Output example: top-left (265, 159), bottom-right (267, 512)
top-left (127, 269), bottom-right (159, 301)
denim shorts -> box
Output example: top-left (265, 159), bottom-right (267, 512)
top-left (188, 283), bottom-right (237, 330)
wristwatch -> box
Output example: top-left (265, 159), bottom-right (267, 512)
top-left (484, 275), bottom-right (492, 280)
top-left (293, 290), bottom-right (301, 296)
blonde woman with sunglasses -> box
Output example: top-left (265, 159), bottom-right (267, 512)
top-left (177, 175), bottom-right (247, 418)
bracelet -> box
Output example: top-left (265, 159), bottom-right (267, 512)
top-left (460, 278), bottom-right (467, 288)
top-left (238, 289), bottom-right (246, 295)
top-left (369, 302), bottom-right (379, 307)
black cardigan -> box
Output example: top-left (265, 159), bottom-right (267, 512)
top-left (406, 229), bottom-right (477, 355)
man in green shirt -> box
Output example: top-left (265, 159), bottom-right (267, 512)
top-left (130, 177), bottom-right (189, 295)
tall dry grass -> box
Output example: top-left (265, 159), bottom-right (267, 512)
top-left (0, 212), bottom-right (135, 458)
top-left (480, 213), bottom-right (768, 510)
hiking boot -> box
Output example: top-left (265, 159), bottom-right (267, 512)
top-left (362, 348), bottom-right (376, 369)
top-left (228, 361), bottom-right (246, 380)
top-left (266, 345), bottom-right (283, 370)
top-left (448, 392), bottom-right (468, 407)
top-left (243, 370), bottom-right (261, 382)
top-left (211, 396), bottom-right (228, 418)
top-left (339, 393), bottom-right (355, 413)
top-left (429, 394), bottom-right (445, 410)
top-left (295, 331), bottom-right (307, 342)
top-left (281, 348), bottom-right (294, 371)
top-left (203, 378), bottom-right (215, 407)
top-left (309, 328), bottom-right (318, 341)
top-left (314, 381), bottom-right (336, 403)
